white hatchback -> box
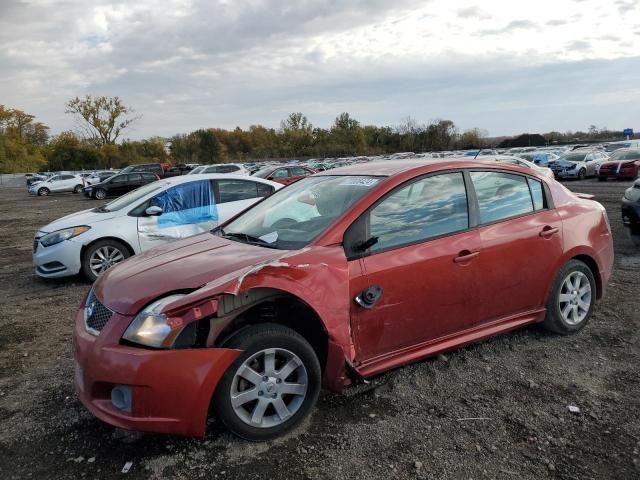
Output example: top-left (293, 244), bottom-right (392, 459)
top-left (33, 174), bottom-right (282, 281)
top-left (28, 174), bottom-right (84, 196)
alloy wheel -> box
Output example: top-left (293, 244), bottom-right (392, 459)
top-left (89, 246), bottom-right (125, 277)
top-left (558, 271), bottom-right (592, 325)
top-left (95, 189), bottom-right (106, 200)
top-left (230, 348), bottom-right (308, 428)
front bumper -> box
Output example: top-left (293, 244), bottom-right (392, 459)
top-left (73, 305), bottom-right (240, 437)
top-left (33, 235), bottom-right (83, 278)
top-left (552, 168), bottom-right (579, 179)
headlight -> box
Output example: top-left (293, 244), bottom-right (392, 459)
top-left (568, 164), bottom-right (577, 170)
top-left (40, 226), bottom-right (91, 247)
top-left (122, 294), bottom-right (186, 348)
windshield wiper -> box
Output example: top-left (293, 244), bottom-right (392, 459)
top-left (221, 232), bottom-right (279, 249)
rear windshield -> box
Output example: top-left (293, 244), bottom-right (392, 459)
top-left (610, 150), bottom-right (640, 161)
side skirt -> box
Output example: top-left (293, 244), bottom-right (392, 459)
top-left (354, 309), bottom-right (546, 378)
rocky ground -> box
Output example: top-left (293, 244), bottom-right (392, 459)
top-left (0, 178), bottom-right (638, 479)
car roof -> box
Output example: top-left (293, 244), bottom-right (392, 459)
top-left (315, 158), bottom-right (537, 177)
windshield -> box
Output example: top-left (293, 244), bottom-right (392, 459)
top-left (559, 153), bottom-right (587, 162)
top-left (611, 150), bottom-right (640, 161)
top-left (253, 167), bottom-right (276, 178)
top-left (220, 175), bottom-right (382, 249)
top-left (101, 182), bottom-right (164, 212)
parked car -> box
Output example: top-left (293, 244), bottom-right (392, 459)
top-left (596, 149), bottom-right (640, 181)
top-left (605, 140), bottom-right (640, 153)
top-left (84, 170), bottom-right (119, 186)
top-left (34, 174), bottom-right (282, 281)
top-left (622, 179), bottom-right (640, 245)
top-left (518, 151), bottom-right (559, 167)
top-left (548, 150), bottom-right (608, 180)
top-left (190, 163), bottom-right (250, 176)
top-left (28, 174), bottom-right (84, 196)
top-left (253, 165), bottom-right (315, 185)
top-left (479, 155), bottom-right (554, 179)
top-left (73, 159), bottom-right (613, 439)
top-left (83, 172), bottom-right (159, 199)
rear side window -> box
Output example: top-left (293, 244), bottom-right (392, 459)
top-left (217, 180), bottom-right (261, 203)
top-left (470, 172), bottom-right (533, 224)
top-left (527, 178), bottom-right (545, 210)
top-left (151, 180), bottom-right (218, 226)
top-left (369, 172), bottom-right (469, 252)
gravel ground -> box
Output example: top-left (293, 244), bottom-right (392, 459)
top-left (0, 179), bottom-right (639, 480)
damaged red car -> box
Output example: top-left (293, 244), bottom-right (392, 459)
top-left (74, 160), bottom-right (614, 440)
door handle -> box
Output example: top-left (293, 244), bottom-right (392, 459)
top-left (453, 250), bottom-right (479, 263)
top-left (539, 226), bottom-right (559, 238)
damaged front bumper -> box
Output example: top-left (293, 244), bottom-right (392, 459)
top-left (73, 305), bottom-right (240, 437)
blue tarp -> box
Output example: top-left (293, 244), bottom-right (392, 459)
top-left (152, 180), bottom-right (218, 228)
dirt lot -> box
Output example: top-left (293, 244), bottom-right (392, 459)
top-left (0, 179), bottom-right (639, 480)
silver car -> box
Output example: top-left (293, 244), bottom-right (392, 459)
top-left (549, 150), bottom-right (608, 180)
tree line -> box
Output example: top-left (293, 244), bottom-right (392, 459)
top-left (0, 96), bottom-right (634, 173)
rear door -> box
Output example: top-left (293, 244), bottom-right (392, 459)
top-left (137, 180), bottom-right (219, 250)
top-left (468, 171), bottom-right (563, 321)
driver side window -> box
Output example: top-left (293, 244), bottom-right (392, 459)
top-left (271, 169), bottom-right (289, 178)
top-left (368, 173), bottom-right (469, 253)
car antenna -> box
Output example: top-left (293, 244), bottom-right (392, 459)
top-left (473, 148), bottom-right (481, 160)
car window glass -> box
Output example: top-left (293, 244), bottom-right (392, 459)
top-left (271, 169), bottom-right (289, 178)
top-left (256, 183), bottom-right (274, 197)
top-left (48, 176), bottom-right (60, 182)
top-left (129, 173), bottom-right (142, 182)
top-left (110, 175), bottom-right (127, 184)
top-left (218, 180), bottom-right (259, 203)
top-left (223, 165), bottom-right (239, 173)
top-left (527, 178), bottom-right (545, 210)
top-left (471, 171), bottom-right (534, 224)
top-left (150, 180), bottom-right (218, 226)
top-left (61, 175), bottom-right (74, 180)
top-left (369, 172), bottom-right (469, 252)
top-left (290, 167), bottom-right (308, 176)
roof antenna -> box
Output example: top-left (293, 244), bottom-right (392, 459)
top-left (473, 147), bottom-right (481, 160)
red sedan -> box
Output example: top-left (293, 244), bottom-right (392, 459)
top-left (252, 165), bottom-right (315, 185)
top-left (74, 159), bottom-right (614, 439)
top-left (597, 148), bottom-right (640, 181)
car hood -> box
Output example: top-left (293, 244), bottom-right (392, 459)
top-left (95, 233), bottom-right (288, 315)
top-left (39, 208), bottom-right (120, 233)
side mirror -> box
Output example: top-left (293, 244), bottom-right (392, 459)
top-left (267, 176), bottom-right (274, 181)
top-left (145, 206), bottom-right (163, 216)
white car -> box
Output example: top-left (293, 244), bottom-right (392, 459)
top-left (480, 155), bottom-right (554, 179)
top-left (189, 163), bottom-right (250, 176)
top-left (84, 170), bottom-right (119, 186)
top-left (28, 174), bottom-right (84, 196)
top-left (33, 174), bottom-right (282, 281)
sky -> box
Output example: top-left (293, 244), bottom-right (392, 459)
top-left (1, 0), bottom-right (639, 139)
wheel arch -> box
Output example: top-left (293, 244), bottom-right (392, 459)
top-left (571, 254), bottom-right (602, 299)
top-left (80, 236), bottom-right (136, 260)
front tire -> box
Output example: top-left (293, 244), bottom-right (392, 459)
top-left (81, 239), bottom-right (130, 282)
top-left (542, 259), bottom-right (596, 335)
top-left (38, 187), bottom-right (50, 196)
top-left (213, 323), bottom-right (321, 441)
top-left (73, 184), bottom-right (83, 193)
top-left (577, 168), bottom-right (586, 180)
top-left (94, 188), bottom-right (106, 200)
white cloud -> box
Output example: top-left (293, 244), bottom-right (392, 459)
top-left (0, 0), bottom-right (638, 138)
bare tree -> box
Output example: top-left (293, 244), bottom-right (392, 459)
top-left (65, 95), bottom-right (140, 145)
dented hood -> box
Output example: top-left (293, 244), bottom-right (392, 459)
top-left (95, 233), bottom-right (287, 315)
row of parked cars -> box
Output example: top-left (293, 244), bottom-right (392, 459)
top-left (26, 150), bottom-right (636, 441)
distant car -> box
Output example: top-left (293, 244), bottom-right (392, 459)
top-left (518, 152), bottom-right (560, 167)
top-left (72, 159), bottom-right (613, 439)
top-left (605, 140), bottom-right (640, 153)
top-left (596, 149), bottom-right (640, 181)
top-left (190, 163), bottom-right (250, 176)
top-left (253, 165), bottom-right (315, 185)
top-left (33, 174), bottom-right (282, 281)
top-left (83, 172), bottom-right (159, 199)
top-left (549, 150), bottom-right (608, 180)
top-left (464, 149), bottom-right (499, 157)
top-left (28, 174), bottom-right (84, 196)
top-left (120, 163), bottom-right (166, 177)
top-left (622, 179), bottom-right (640, 245)
top-left (482, 156), bottom-right (554, 179)
top-left (84, 171), bottom-right (118, 186)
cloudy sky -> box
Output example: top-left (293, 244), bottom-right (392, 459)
top-left (1, 0), bottom-right (639, 139)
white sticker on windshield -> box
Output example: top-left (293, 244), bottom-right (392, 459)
top-left (339, 177), bottom-right (380, 187)
top-left (259, 231), bottom-right (279, 244)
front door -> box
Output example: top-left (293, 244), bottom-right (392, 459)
top-left (137, 179), bottom-right (219, 251)
top-left (349, 172), bottom-right (483, 361)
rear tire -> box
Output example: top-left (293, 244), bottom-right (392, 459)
top-left (94, 188), bottom-right (106, 200)
top-left (542, 259), bottom-right (596, 335)
top-left (213, 323), bottom-right (321, 441)
top-left (38, 187), bottom-right (50, 196)
top-left (81, 239), bottom-right (130, 282)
